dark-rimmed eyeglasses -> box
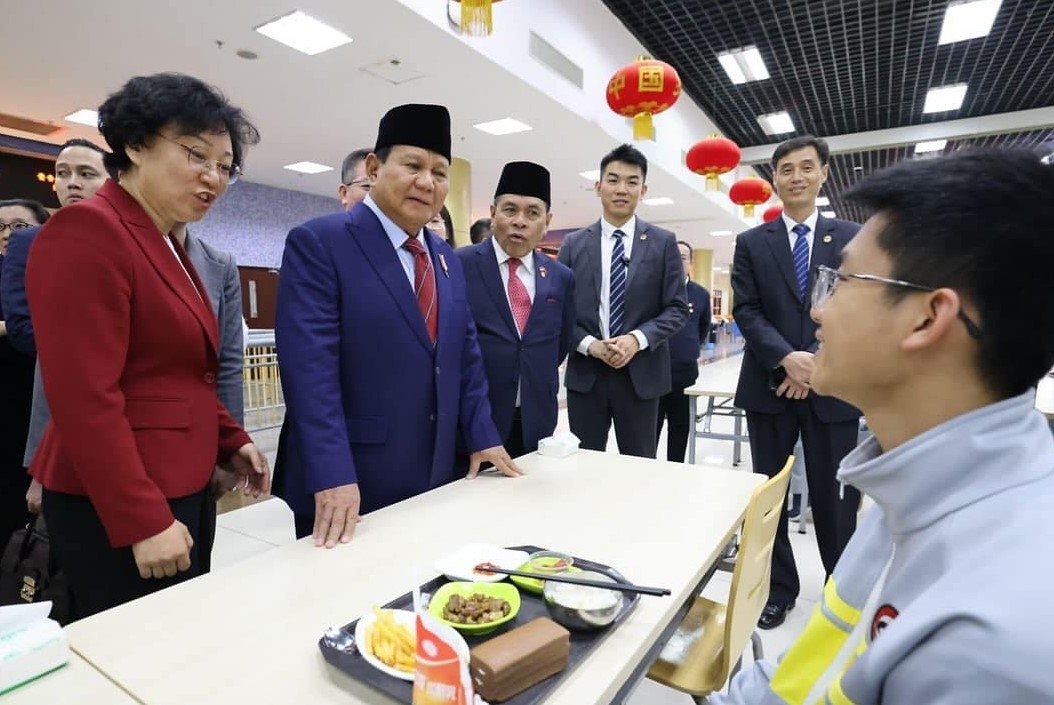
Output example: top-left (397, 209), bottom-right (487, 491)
top-left (343, 178), bottom-right (371, 192)
top-left (156, 133), bottom-right (241, 185)
top-left (812, 264), bottom-right (983, 340)
top-left (0, 221), bottom-right (34, 233)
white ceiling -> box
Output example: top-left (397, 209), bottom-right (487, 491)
top-left (0, 0), bottom-right (754, 266)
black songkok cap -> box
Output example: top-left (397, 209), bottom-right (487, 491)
top-left (494, 160), bottom-right (551, 207)
top-left (374, 104), bottom-right (451, 162)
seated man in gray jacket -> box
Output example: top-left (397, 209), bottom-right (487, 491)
top-left (707, 149), bottom-right (1054, 704)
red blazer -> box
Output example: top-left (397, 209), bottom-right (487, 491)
top-left (26, 181), bottom-right (251, 547)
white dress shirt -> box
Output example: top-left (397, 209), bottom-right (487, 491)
top-left (163, 235), bottom-right (203, 302)
top-left (782, 209), bottom-right (818, 266)
top-left (491, 236), bottom-right (536, 320)
top-left (576, 216), bottom-right (649, 356)
top-left (362, 194), bottom-right (430, 289)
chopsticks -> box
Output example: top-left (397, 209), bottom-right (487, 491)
top-left (476, 565), bottom-right (670, 597)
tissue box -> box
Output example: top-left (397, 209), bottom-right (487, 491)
top-left (536, 433), bottom-right (580, 458)
top-left (0, 602), bottom-right (69, 695)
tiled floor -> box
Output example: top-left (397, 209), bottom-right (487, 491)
top-left (213, 352), bottom-right (830, 704)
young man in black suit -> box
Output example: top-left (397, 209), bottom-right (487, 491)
top-left (656, 241), bottom-right (711, 462)
top-left (558, 144), bottom-right (688, 458)
top-left (732, 136), bottom-right (862, 628)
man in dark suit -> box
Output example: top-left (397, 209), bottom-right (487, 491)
top-left (457, 161), bottom-right (575, 458)
top-left (275, 104), bottom-right (520, 548)
top-left (732, 135), bottom-right (862, 629)
top-left (558, 144), bottom-right (688, 458)
top-left (656, 241), bottom-right (711, 462)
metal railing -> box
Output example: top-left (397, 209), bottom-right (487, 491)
top-left (243, 331), bottom-right (284, 432)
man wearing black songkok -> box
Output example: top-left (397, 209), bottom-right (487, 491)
top-left (457, 161), bottom-right (576, 457)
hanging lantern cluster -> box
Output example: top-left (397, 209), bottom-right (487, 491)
top-left (606, 56), bottom-right (682, 141)
top-left (449, 0), bottom-right (503, 36)
top-left (686, 135), bottom-right (741, 190)
top-left (728, 175), bottom-right (773, 217)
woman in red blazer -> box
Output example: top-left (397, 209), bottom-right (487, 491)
top-left (26, 73), bottom-right (268, 619)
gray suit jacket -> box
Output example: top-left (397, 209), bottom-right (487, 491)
top-left (557, 218), bottom-right (688, 400)
top-left (23, 232), bottom-right (245, 466)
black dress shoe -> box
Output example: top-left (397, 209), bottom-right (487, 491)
top-left (758, 600), bottom-right (795, 630)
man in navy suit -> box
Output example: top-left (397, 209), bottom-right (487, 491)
top-left (656, 241), bottom-right (711, 463)
top-left (558, 144), bottom-right (688, 458)
top-left (275, 104), bottom-right (521, 548)
top-left (457, 161), bottom-right (575, 458)
top-left (732, 136), bottom-right (862, 628)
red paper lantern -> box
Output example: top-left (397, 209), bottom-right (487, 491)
top-left (449, 0), bottom-right (504, 36)
top-left (606, 56), bottom-right (682, 141)
top-left (729, 176), bottom-right (773, 217)
top-left (686, 135), bottom-right (741, 190)
top-left (762, 202), bottom-right (784, 222)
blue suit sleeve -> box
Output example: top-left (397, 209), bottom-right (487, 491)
top-left (457, 294), bottom-right (502, 454)
top-left (216, 251), bottom-right (245, 425)
top-left (732, 232), bottom-right (794, 370)
top-left (276, 225), bottom-right (357, 491)
top-left (1, 228), bottom-right (36, 355)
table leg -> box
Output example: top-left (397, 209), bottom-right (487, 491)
top-left (688, 395), bottom-right (698, 464)
top-left (733, 409), bottom-right (743, 467)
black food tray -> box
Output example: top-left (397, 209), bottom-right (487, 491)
top-left (319, 545), bottom-right (641, 704)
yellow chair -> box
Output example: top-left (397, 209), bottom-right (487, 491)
top-left (647, 457), bottom-right (793, 703)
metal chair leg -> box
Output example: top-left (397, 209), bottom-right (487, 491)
top-left (750, 630), bottom-right (764, 661)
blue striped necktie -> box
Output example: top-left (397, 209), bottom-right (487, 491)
top-left (791, 223), bottom-right (810, 300)
top-left (609, 229), bottom-right (627, 336)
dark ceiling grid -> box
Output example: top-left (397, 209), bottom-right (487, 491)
top-left (599, 0), bottom-right (1054, 223)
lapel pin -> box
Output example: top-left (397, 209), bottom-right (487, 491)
top-left (640, 233), bottom-right (647, 241)
top-left (823, 235), bottom-right (833, 244)
top-left (539, 266), bottom-right (548, 278)
top-left (439, 253), bottom-right (449, 277)
top-left (688, 302), bottom-right (694, 313)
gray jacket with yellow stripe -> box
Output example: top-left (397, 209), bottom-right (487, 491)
top-left (713, 391), bottom-right (1054, 705)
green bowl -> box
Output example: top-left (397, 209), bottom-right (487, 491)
top-left (509, 562), bottom-right (583, 595)
top-left (428, 582), bottom-right (521, 635)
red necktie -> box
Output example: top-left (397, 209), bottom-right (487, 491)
top-left (506, 258), bottom-right (532, 335)
top-left (402, 237), bottom-right (438, 344)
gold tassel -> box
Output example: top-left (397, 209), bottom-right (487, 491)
top-left (633, 113), bottom-right (655, 141)
top-left (743, 204), bottom-right (756, 217)
top-left (705, 173), bottom-right (720, 191)
top-left (460, 0), bottom-right (494, 36)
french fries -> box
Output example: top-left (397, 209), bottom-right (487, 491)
top-left (366, 607), bottom-right (415, 674)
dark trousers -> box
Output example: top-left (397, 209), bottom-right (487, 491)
top-left (746, 404), bottom-right (860, 605)
top-left (505, 408), bottom-right (527, 460)
top-left (568, 365), bottom-right (659, 458)
top-left (0, 341), bottom-right (35, 551)
top-left (656, 386), bottom-right (692, 463)
top-left (42, 487), bottom-right (214, 621)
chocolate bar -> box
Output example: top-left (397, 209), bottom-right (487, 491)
top-left (469, 617), bottom-right (570, 702)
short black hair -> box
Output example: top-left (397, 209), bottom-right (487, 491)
top-left (59, 138), bottom-right (107, 155)
top-left (845, 149), bottom-right (1054, 398)
top-left (676, 240), bottom-right (693, 258)
top-left (340, 148), bottom-right (371, 184)
top-left (600, 143), bottom-right (648, 181)
top-left (771, 135), bottom-right (830, 170)
top-left (470, 218), bottom-right (491, 244)
top-left (0, 198), bottom-right (50, 226)
top-left (97, 72), bottom-right (260, 175)
top-left (373, 146), bottom-right (392, 164)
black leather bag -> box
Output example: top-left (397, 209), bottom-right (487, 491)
top-left (0, 516), bottom-right (71, 625)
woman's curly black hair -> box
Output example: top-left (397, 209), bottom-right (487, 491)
top-left (97, 72), bottom-right (260, 176)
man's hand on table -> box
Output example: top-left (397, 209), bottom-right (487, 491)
top-left (467, 445), bottom-right (524, 479)
top-left (314, 483), bottom-right (362, 548)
